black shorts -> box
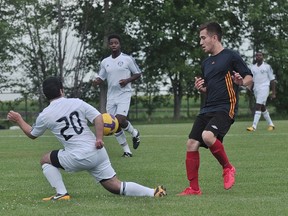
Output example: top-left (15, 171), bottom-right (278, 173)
top-left (50, 150), bottom-right (65, 169)
top-left (188, 112), bottom-right (234, 148)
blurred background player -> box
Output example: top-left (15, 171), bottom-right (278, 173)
top-left (7, 77), bottom-right (166, 200)
top-left (246, 51), bottom-right (276, 131)
top-left (178, 22), bottom-right (253, 196)
top-left (93, 34), bottom-right (141, 157)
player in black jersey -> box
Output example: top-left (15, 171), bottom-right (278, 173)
top-left (178, 22), bottom-right (253, 196)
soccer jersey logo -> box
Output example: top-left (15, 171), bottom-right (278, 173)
top-left (118, 61), bottom-right (124, 67)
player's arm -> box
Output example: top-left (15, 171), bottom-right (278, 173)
top-left (270, 79), bottom-right (276, 98)
top-left (119, 73), bottom-right (141, 87)
top-left (93, 114), bottom-right (104, 149)
top-left (7, 110), bottom-right (36, 139)
top-left (232, 71), bottom-right (253, 87)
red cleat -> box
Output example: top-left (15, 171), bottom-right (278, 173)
top-left (177, 187), bottom-right (202, 196)
top-left (223, 166), bottom-right (236, 190)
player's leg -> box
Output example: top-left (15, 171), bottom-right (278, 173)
top-left (101, 177), bottom-right (166, 197)
top-left (178, 115), bottom-right (204, 196)
top-left (203, 113), bottom-right (235, 190)
top-left (116, 95), bottom-right (140, 150)
top-left (40, 150), bottom-right (70, 201)
top-left (107, 100), bottom-right (132, 157)
top-left (247, 88), bottom-right (263, 131)
top-left (90, 148), bottom-right (166, 197)
top-left (261, 105), bottom-right (275, 130)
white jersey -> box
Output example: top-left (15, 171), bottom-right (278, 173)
top-left (250, 62), bottom-right (275, 89)
top-left (97, 53), bottom-right (141, 100)
top-left (31, 97), bottom-right (100, 158)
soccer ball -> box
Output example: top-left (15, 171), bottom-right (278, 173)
top-left (102, 113), bottom-right (119, 136)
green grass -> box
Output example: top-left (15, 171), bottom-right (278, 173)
top-left (0, 120), bottom-right (288, 216)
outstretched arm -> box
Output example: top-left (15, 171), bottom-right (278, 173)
top-left (7, 111), bottom-right (36, 139)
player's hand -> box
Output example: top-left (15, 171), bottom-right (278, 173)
top-left (270, 93), bottom-right (276, 100)
top-left (232, 71), bottom-right (243, 86)
top-left (7, 111), bottom-right (23, 123)
top-left (119, 79), bottom-right (128, 87)
top-left (95, 139), bottom-right (104, 149)
top-left (194, 77), bottom-right (205, 91)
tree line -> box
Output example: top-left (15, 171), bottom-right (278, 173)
top-left (0, 0), bottom-right (287, 119)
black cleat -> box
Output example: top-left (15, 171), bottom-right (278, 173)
top-left (122, 152), bottom-right (133, 157)
top-left (132, 130), bottom-right (140, 149)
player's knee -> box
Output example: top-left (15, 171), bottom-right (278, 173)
top-left (186, 139), bottom-right (199, 151)
top-left (40, 152), bottom-right (51, 166)
top-left (202, 131), bottom-right (214, 146)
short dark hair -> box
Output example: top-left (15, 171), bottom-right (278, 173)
top-left (199, 22), bottom-right (222, 41)
top-left (42, 76), bottom-right (63, 100)
top-left (108, 34), bottom-right (122, 43)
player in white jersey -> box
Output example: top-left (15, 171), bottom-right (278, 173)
top-left (93, 34), bottom-right (141, 157)
top-left (247, 51), bottom-right (276, 131)
top-left (7, 77), bottom-right (166, 201)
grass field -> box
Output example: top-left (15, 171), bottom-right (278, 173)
top-left (0, 120), bottom-right (288, 216)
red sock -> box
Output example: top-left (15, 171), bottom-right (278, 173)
top-left (186, 151), bottom-right (200, 191)
top-left (209, 139), bottom-right (232, 169)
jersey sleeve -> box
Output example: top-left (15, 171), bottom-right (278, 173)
top-left (83, 101), bottom-right (101, 123)
top-left (127, 56), bottom-right (141, 75)
top-left (30, 114), bottom-right (47, 137)
top-left (97, 60), bottom-right (107, 80)
top-left (267, 64), bottom-right (275, 81)
top-left (232, 52), bottom-right (252, 78)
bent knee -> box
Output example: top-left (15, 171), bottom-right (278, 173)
top-left (40, 152), bottom-right (52, 166)
top-left (202, 131), bottom-right (215, 146)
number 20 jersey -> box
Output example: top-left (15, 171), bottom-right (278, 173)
top-left (31, 97), bottom-right (100, 155)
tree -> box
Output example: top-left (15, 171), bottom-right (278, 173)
top-left (245, 0), bottom-right (288, 114)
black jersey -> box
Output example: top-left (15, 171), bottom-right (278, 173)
top-left (200, 49), bottom-right (252, 119)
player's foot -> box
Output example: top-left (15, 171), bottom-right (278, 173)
top-left (177, 187), bottom-right (202, 196)
top-left (154, 185), bottom-right (167, 197)
top-left (246, 126), bottom-right (255, 132)
top-left (42, 193), bottom-right (70, 201)
top-left (267, 125), bottom-right (275, 131)
top-left (122, 152), bottom-right (133, 157)
top-left (223, 166), bottom-right (236, 190)
top-left (132, 130), bottom-right (140, 149)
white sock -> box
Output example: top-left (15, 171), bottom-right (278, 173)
top-left (124, 121), bottom-right (138, 137)
top-left (115, 130), bottom-right (131, 153)
top-left (120, 182), bottom-right (154, 197)
top-left (42, 163), bottom-right (67, 195)
top-left (252, 111), bottom-right (261, 129)
top-left (262, 110), bottom-right (274, 126)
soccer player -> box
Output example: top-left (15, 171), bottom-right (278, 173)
top-left (246, 51), bottom-right (276, 131)
top-left (178, 22), bottom-right (253, 196)
top-left (93, 34), bottom-right (141, 157)
top-left (7, 77), bottom-right (166, 201)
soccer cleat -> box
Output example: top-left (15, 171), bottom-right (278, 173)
top-left (132, 130), bottom-right (140, 149)
top-left (246, 126), bottom-right (256, 132)
top-left (42, 193), bottom-right (70, 201)
top-left (154, 185), bottom-right (167, 197)
top-left (177, 187), bottom-right (202, 196)
top-left (223, 166), bottom-right (236, 190)
top-left (267, 125), bottom-right (275, 131)
top-left (122, 152), bottom-right (133, 157)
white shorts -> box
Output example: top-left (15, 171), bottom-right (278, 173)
top-left (106, 92), bottom-right (131, 116)
top-left (254, 85), bottom-right (269, 105)
top-left (57, 148), bottom-right (116, 182)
